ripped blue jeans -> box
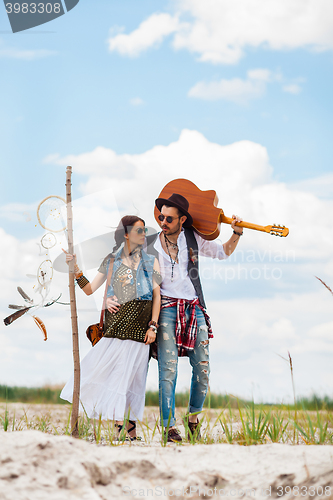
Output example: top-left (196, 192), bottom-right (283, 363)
top-left (157, 305), bottom-right (210, 427)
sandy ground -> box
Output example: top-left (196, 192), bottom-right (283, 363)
top-left (0, 404), bottom-right (333, 500)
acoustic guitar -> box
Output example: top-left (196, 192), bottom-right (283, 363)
top-left (154, 178), bottom-right (289, 240)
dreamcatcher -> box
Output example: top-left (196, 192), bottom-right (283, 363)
top-left (35, 195), bottom-right (67, 304)
top-left (32, 258), bottom-right (54, 302)
top-left (37, 259), bottom-right (53, 285)
top-left (41, 232), bottom-right (57, 250)
top-left (3, 195), bottom-right (69, 340)
top-left (3, 286), bottom-right (67, 341)
top-left (37, 196), bottom-right (67, 233)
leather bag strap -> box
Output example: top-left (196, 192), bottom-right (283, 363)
top-left (99, 256), bottom-right (114, 330)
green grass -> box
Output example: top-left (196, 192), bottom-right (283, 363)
top-left (0, 385), bottom-right (66, 404)
top-left (146, 391), bottom-right (247, 408)
top-left (1, 385), bottom-right (332, 446)
top-left (2, 402), bottom-right (332, 446)
top-left (2, 385), bottom-right (333, 411)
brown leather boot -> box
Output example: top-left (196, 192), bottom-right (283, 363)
top-left (187, 419), bottom-right (201, 441)
top-left (167, 427), bottom-right (182, 443)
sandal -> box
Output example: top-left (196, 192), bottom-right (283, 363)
top-left (114, 423), bottom-right (126, 441)
top-left (114, 420), bottom-right (139, 442)
top-left (127, 420), bottom-right (139, 441)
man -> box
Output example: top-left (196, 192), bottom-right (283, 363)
top-left (149, 193), bottom-right (243, 442)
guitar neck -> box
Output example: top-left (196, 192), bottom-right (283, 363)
top-left (219, 214), bottom-right (270, 233)
top-left (219, 213), bottom-right (289, 237)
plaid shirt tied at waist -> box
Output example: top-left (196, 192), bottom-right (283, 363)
top-left (161, 296), bottom-right (213, 357)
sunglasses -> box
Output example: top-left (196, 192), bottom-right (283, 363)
top-left (158, 214), bottom-right (180, 224)
top-left (133, 227), bottom-right (148, 235)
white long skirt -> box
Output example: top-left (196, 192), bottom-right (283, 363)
top-left (60, 337), bottom-right (150, 421)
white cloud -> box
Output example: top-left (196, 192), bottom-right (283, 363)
top-left (107, 0), bottom-right (333, 64)
top-left (203, 291), bottom-right (333, 400)
top-left (44, 146), bottom-right (136, 177)
top-left (188, 69), bottom-right (273, 103)
top-left (3, 131), bottom-right (333, 398)
top-left (308, 321), bottom-right (333, 341)
top-left (0, 202), bottom-right (37, 223)
top-left (47, 129), bottom-right (333, 265)
top-left (159, 290), bottom-right (333, 400)
top-left (188, 77), bottom-right (265, 104)
top-left (188, 69), bottom-right (292, 103)
top-left (1, 219), bottom-right (332, 398)
top-left (283, 84), bottom-right (302, 94)
top-left (247, 69), bottom-right (274, 81)
top-left (129, 97), bottom-right (145, 106)
top-left (0, 40), bottom-right (56, 60)
top-left (290, 172), bottom-right (333, 200)
top-left (108, 13), bottom-right (180, 57)
top-left (0, 228), bottom-right (41, 281)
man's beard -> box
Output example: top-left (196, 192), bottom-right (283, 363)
top-left (162, 221), bottom-right (181, 237)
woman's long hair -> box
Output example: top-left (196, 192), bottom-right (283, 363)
top-left (112, 215), bottom-right (145, 254)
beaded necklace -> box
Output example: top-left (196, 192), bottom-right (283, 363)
top-left (128, 246), bottom-right (141, 269)
top-left (164, 234), bottom-right (178, 251)
top-left (164, 234), bottom-right (179, 282)
top-left (124, 241), bottom-right (141, 270)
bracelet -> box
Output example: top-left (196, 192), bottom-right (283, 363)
top-left (148, 320), bottom-right (159, 328)
top-left (233, 230), bottom-right (243, 236)
top-left (76, 275), bottom-right (90, 289)
top-left (149, 325), bottom-right (157, 334)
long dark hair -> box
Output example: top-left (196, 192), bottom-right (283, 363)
top-left (112, 215), bottom-right (145, 254)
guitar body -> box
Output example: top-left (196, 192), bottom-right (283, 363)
top-left (154, 178), bottom-right (223, 240)
top-left (154, 178), bottom-right (289, 239)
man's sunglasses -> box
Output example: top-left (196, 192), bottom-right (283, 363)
top-left (158, 214), bottom-right (180, 224)
top-left (133, 227), bottom-right (148, 235)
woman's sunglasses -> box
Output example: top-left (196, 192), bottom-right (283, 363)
top-left (133, 227), bottom-right (148, 235)
top-left (158, 214), bottom-right (180, 224)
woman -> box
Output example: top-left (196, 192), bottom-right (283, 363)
top-left (60, 215), bottom-right (161, 440)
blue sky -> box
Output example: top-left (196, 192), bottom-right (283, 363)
top-left (0, 0), bottom-right (332, 402)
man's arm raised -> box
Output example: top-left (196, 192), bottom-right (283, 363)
top-left (223, 214), bottom-right (243, 257)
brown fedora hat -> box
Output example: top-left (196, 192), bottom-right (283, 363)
top-left (155, 193), bottom-right (193, 227)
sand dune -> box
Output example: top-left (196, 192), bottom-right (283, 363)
top-left (1, 429), bottom-right (332, 500)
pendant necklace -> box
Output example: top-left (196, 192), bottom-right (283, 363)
top-left (164, 234), bottom-right (178, 251)
top-left (129, 246), bottom-right (141, 269)
top-left (125, 241), bottom-right (141, 270)
top-left (164, 234), bottom-right (179, 282)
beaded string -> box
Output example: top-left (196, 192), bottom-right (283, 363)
top-left (164, 234), bottom-right (179, 282)
top-left (125, 239), bottom-right (141, 269)
top-left (164, 234), bottom-right (178, 250)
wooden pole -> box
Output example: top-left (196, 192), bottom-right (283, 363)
top-left (65, 166), bottom-right (80, 438)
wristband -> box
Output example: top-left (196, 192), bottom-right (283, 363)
top-left (76, 275), bottom-right (90, 289)
top-left (148, 320), bottom-right (159, 328)
top-left (233, 230), bottom-right (243, 236)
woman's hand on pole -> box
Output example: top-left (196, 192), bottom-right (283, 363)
top-left (62, 248), bottom-right (81, 277)
top-left (62, 248), bottom-right (77, 266)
